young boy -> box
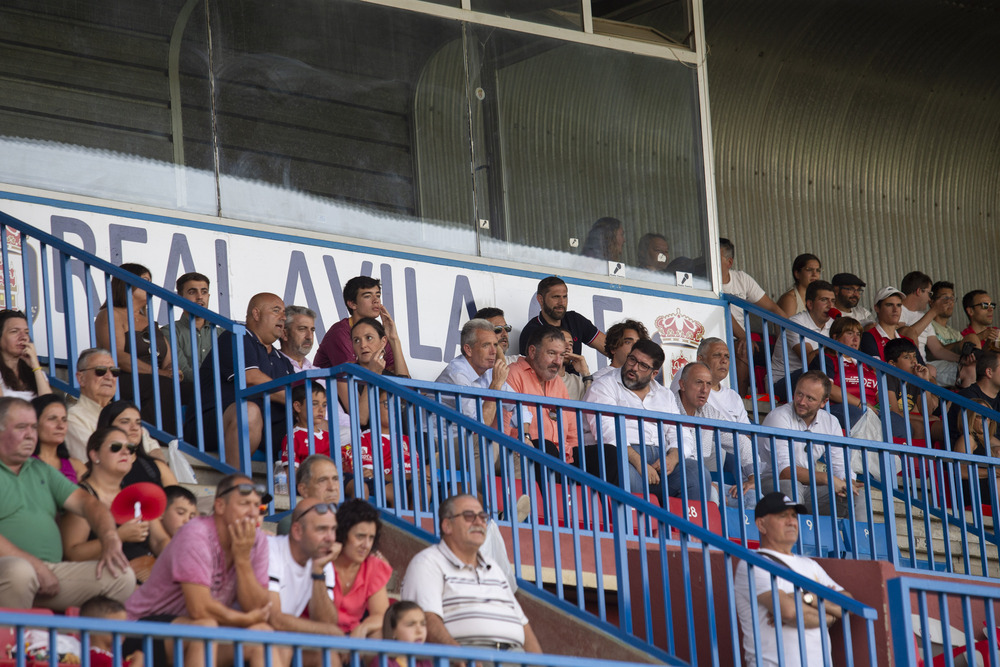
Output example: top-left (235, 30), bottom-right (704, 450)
top-left (281, 381), bottom-right (352, 465)
top-left (884, 338), bottom-right (941, 437)
top-left (79, 596), bottom-right (144, 667)
top-left (161, 485), bottom-right (198, 538)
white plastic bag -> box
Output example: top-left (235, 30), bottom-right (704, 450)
top-left (167, 439), bottom-right (197, 484)
top-left (849, 408), bottom-right (902, 481)
top-left (483, 519), bottom-right (517, 593)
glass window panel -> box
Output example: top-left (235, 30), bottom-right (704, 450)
top-left (0, 0), bottom-right (216, 214)
top-left (460, 27), bottom-right (711, 287)
top-left (470, 0), bottom-right (584, 31)
top-left (590, 0), bottom-right (693, 49)
top-left (208, 0), bottom-right (477, 256)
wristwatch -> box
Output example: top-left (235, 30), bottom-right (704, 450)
top-left (802, 593), bottom-right (816, 606)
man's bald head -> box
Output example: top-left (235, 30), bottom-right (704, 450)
top-left (246, 293), bottom-right (286, 345)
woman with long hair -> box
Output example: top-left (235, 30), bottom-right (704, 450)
top-left (32, 395), bottom-right (86, 483)
top-left (580, 217), bottom-right (625, 262)
top-left (777, 253), bottom-right (822, 317)
top-left (0, 309), bottom-right (51, 400)
top-left (97, 400), bottom-right (178, 488)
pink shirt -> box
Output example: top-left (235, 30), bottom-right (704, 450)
top-left (505, 359), bottom-right (578, 457)
top-left (125, 516), bottom-right (269, 620)
top-left (315, 318), bottom-right (395, 370)
top-left (334, 555), bottom-right (392, 633)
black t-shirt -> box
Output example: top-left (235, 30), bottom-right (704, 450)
top-left (199, 329), bottom-right (294, 410)
top-left (518, 311), bottom-right (599, 356)
top-left (947, 383), bottom-right (1000, 443)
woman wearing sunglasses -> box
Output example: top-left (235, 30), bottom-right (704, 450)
top-left (98, 400), bottom-right (178, 489)
top-left (332, 499), bottom-right (392, 638)
top-left (60, 427), bottom-right (167, 582)
top-left (0, 309), bottom-right (52, 401)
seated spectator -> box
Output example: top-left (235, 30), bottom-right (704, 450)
top-left (160, 486), bottom-right (198, 540)
top-left (506, 325), bottom-right (579, 464)
top-left (718, 238), bottom-right (785, 394)
top-left (583, 340), bottom-right (703, 499)
top-left (315, 276), bottom-right (402, 373)
top-left (32, 395), bottom-right (86, 483)
top-left (670, 337), bottom-right (750, 424)
top-left (518, 276), bottom-right (606, 357)
top-left (79, 596), bottom-right (144, 667)
top-left (381, 601), bottom-right (430, 667)
top-left (267, 498), bottom-right (343, 645)
top-left (332, 499), bottom-right (391, 638)
top-left (948, 350), bottom-right (1000, 442)
top-left (94, 263), bottom-right (178, 432)
top-left (636, 233), bottom-right (670, 272)
top-left (473, 307), bottom-right (519, 365)
top-left (929, 282), bottom-right (965, 358)
top-left (580, 217), bottom-right (624, 262)
top-left (831, 273), bottom-right (873, 326)
top-left (339, 317), bottom-right (413, 506)
top-left (772, 280), bottom-right (836, 398)
top-left (162, 271), bottom-right (213, 394)
top-left (66, 348), bottom-right (161, 463)
top-left (124, 474), bottom-right (275, 667)
top-left (277, 454), bottom-right (341, 536)
top-left (279, 305), bottom-right (318, 372)
top-left (777, 253), bottom-right (822, 318)
top-left (859, 286), bottom-right (924, 364)
top-left (0, 397), bottom-right (134, 611)
top-left (400, 494), bottom-right (542, 654)
top-left (898, 271), bottom-right (969, 387)
top-left (953, 399), bottom-right (1000, 508)
top-left (60, 427), bottom-right (162, 582)
top-left (98, 400), bottom-right (178, 488)
top-left (559, 329), bottom-right (593, 401)
top-left (883, 338), bottom-right (940, 439)
top-left (0, 309), bottom-right (51, 400)
top-left (674, 362), bottom-right (757, 508)
top-left (759, 372), bottom-right (867, 519)
top-left (593, 319), bottom-right (649, 382)
top-left (281, 382), bottom-right (349, 467)
top-left (960, 290), bottom-right (1000, 351)
top-left (734, 493), bottom-right (851, 667)
top-left (185, 292), bottom-right (294, 466)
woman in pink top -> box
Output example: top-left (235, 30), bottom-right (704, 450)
top-left (333, 499), bottom-right (392, 637)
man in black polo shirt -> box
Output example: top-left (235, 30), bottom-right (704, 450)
top-left (948, 349), bottom-right (1000, 444)
top-left (186, 292), bottom-right (294, 467)
top-left (518, 276), bottom-right (606, 358)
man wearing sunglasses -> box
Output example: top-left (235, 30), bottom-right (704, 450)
top-left (0, 397), bottom-right (135, 611)
top-left (961, 290), bottom-right (1000, 351)
top-left (267, 498), bottom-right (343, 643)
top-left (125, 474), bottom-right (277, 667)
top-left (401, 494), bottom-right (542, 655)
top-left (66, 348), bottom-right (161, 463)
top-left (474, 307), bottom-right (520, 366)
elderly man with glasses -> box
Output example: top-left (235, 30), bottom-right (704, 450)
top-left (66, 347), bottom-right (162, 462)
top-left (583, 339), bottom-right (703, 500)
top-left (401, 493), bottom-right (542, 654)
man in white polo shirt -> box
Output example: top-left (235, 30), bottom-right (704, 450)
top-left (772, 280), bottom-right (836, 400)
top-left (670, 337), bottom-right (750, 425)
top-left (400, 494), bottom-right (542, 654)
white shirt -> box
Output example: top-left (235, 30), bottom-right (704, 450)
top-left (671, 392), bottom-right (757, 476)
top-left (592, 364), bottom-right (618, 382)
top-left (900, 306), bottom-right (936, 360)
top-left (583, 368), bottom-right (680, 448)
top-left (280, 352), bottom-right (317, 374)
top-left (760, 403), bottom-right (846, 481)
top-left (771, 311), bottom-right (833, 381)
top-left (838, 305), bottom-right (874, 328)
top-left (668, 372), bottom-right (750, 424)
top-left (722, 270), bottom-right (767, 326)
top-left (266, 535), bottom-right (336, 618)
top-left (734, 548), bottom-right (843, 667)
top-left (401, 542), bottom-right (528, 647)
top-left (434, 355), bottom-right (529, 426)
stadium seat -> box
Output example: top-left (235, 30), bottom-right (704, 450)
top-left (724, 505), bottom-right (761, 549)
top-left (839, 519), bottom-right (891, 559)
top-left (795, 515), bottom-right (839, 557)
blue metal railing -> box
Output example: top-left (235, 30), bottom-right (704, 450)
top-left (887, 576), bottom-right (1000, 667)
top-left (243, 365), bottom-right (879, 666)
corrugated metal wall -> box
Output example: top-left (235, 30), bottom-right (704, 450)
top-left (704, 0), bottom-right (1000, 308)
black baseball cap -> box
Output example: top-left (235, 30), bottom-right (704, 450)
top-left (754, 492), bottom-right (807, 520)
top-left (831, 273), bottom-right (866, 288)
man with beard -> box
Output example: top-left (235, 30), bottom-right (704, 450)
top-left (772, 281), bottom-right (837, 399)
top-left (831, 273), bottom-right (872, 326)
top-left (401, 494), bottom-right (542, 653)
top-left (518, 276), bottom-right (606, 358)
top-left (583, 340), bottom-right (704, 499)
top-left (506, 325), bottom-right (578, 464)
top-left (760, 372), bottom-right (867, 519)
top-left (474, 307), bottom-right (520, 365)
top-left (278, 305), bottom-right (318, 372)
top-left (592, 319), bottom-right (649, 383)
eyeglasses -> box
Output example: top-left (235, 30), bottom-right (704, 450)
top-left (108, 442), bottom-right (138, 454)
top-left (493, 325), bottom-right (512, 334)
top-left (217, 482), bottom-right (268, 500)
top-left (975, 302), bottom-right (997, 310)
top-left (447, 510), bottom-right (490, 523)
top-left (80, 366), bottom-right (121, 378)
top-left (839, 286), bottom-right (864, 294)
top-left (292, 502), bottom-right (337, 523)
top-left (624, 354), bottom-right (654, 373)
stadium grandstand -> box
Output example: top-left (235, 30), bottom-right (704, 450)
top-left (0, 0), bottom-right (997, 666)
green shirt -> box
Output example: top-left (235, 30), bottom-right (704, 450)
top-left (162, 312), bottom-right (214, 380)
top-left (0, 457), bottom-right (78, 562)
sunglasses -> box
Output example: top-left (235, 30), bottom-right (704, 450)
top-left (292, 502), bottom-right (337, 523)
top-left (447, 510), bottom-right (490, 523)
top-left (975, 302), bottom-right (997, 310)
top-left (217, 482), bottom-right (268, 500)
top-left (108, 442), bottom-right (138, 454)
top-left (493, 325), bottom-right (512, 334)
top-left (81, 366), bottom-right (121, 378)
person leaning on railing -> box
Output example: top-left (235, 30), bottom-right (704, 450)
top-left (0, 308), bottom-right (51, 401)
top-left (734, 492), bottom-right (852, 667)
